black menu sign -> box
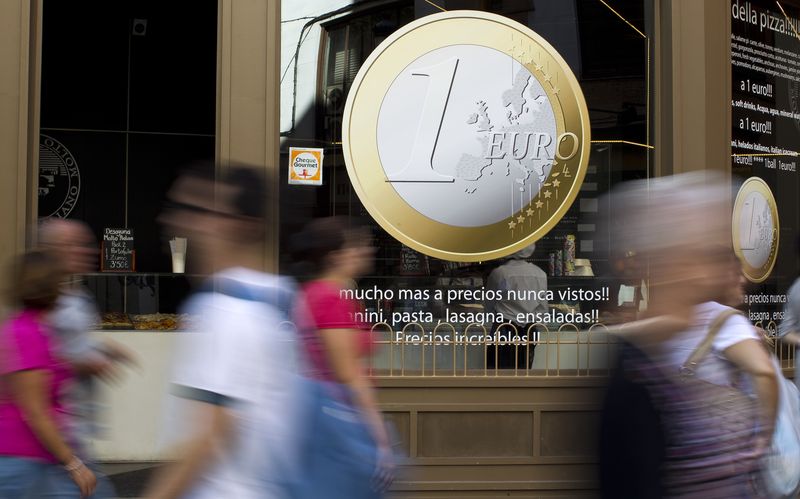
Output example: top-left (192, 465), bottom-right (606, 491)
top-left (102, 228), bottom-right (135, 271)
top-left (731, 0), bottom-right (800, 327)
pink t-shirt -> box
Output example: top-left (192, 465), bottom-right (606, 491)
top-left (299, 280), bottom-right (372, 381)
top-left (0, 309), bottom-right (73, 462)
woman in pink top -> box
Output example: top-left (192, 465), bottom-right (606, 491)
top-left (291, 217), bottom-right (393, 489)
top-left (0, 250), bottom-right (96, 498)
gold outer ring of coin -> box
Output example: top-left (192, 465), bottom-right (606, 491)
top-left (732, 176), bottom-right (780, 283)
top-left (342, 10), bottom-right (591, 262)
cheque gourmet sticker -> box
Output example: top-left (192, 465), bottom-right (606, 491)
top-left (342, 11), bottom-right (590, 261)
top-left (733, 177), bottom-right (779, 283)
top-left (289, 147), bottom-right (323, 185)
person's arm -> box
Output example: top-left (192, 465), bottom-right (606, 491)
top-left (319, 328), bottom-right (390, 450)
top-left (10, 370), bottom-right (96, 497)
top-left (723, 339), bottom-right (779, 442)
top-left (780, 331), bottom-right (800, 346)
top-left (145, 399), bottom-right (233, 499)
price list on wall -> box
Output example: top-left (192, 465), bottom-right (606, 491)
top-left (102, 228), bottom-right (135, 272)
top-left (731, 0), bottom-right (800, 325)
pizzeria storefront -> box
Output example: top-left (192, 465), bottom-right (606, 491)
top-left (0, 0), bottom-right (798, 496)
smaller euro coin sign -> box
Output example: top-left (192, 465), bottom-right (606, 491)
top-left (733, 177), bottom-right (779, 283)
top-left (342, 11), bottom-right (590, 261)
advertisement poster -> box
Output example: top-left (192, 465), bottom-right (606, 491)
top-left (731, 0), bottom-right (800, 328)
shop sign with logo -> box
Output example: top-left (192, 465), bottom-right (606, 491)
top-left (288, 147), bottom-right (324, 185)
top-left (342, 11), bottom-right (590, 261)
top-left (39, 134), bottom-right (81, 218)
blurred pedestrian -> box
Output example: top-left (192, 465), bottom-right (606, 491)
top-left (145, 164), bottom-right (302, 499)
top-left (289, 217), bottom-right (394, 497)
top-left (484, 244), bottom-right (547, 369)
top-left (599, 172), bottom-right (778, 498)
top-left (0, 250), bottom-right (97, 498)
top-left (778, 234), bottom-right (800, 374)
top-left (39, 218), bottom-right (135, 498)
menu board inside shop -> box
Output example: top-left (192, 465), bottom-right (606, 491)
top-left (102, 228), bottom-right (135, 271)
top-left (731, 0), bottom-right (800, 326)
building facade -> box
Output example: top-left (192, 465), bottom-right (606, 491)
top-left (1, 0), bottom-right (797, 496)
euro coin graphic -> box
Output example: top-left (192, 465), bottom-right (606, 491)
top-left (733, 177), bottom-right (779, 283)
top-left (342, 11), bottom-right (590, 261)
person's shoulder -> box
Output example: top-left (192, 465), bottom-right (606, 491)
top-left (302, 279), bottom-right (341, 300)
top-left (696, 301), bottom-right (748, 326)
top-left (209, 268), bottom-right (297, 307)
top-left (698, 302), bottom-right (758, 347)
top-left (529, 263), bottom-right (547, 277)
top-left (219, 267), bottom-right (296, 290)
top-left (4, 310), bottom-right (46, 339)
top-left (787, 278), bottom-right (800, 300)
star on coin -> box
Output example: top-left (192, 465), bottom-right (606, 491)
top-left (552, 86), bottom-right (560, 95)
top-left (526, 208), bottom-right (534, 216)
top-left (553, 179), bottom-right (561, 188)
top-left (517, 215), bottom-right (525, 223)
top-left (534, 62), bottom-right (543, 71)
top-left (544, 74), bottom-right (552, 83)
top-left (543, 190), bottom-right (552, 199)
top-left (508, 220), bottom-right (517, 229)
top-left (535, 200), bottom-right (544, 209)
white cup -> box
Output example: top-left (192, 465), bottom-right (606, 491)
top-left (171, 253), bottom-right (186, 273)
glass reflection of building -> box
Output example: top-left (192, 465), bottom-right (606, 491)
top-left (280, 0), bottom-right (654, 342)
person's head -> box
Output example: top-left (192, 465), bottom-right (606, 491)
top-left (289, 217), bottom-right (375, 280)
top-left (603, 171), bottom-right (734, 310)
top-left (507, 243), bottom-right (535, 261)
top-left (715, 247), bottom-right (748, 307)
top-left (160, 163), bottom-right (269, 270)
top-left (38, 218), bottom-right (96, 274)
top-left (8, 250), bottom-right (64, 311)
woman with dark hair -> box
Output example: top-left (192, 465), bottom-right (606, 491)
top-left (291, 217), bottom-right (394, 493)
top-left (0, 250), bottom-right (97, 498)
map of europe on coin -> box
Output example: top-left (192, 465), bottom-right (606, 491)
top-left (378, 45), bottom-right (557, 227)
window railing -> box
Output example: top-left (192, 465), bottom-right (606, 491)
top-left (366, 322), bottom-right (620, 377)
top-left (365, 320), bottom-right (797, 378)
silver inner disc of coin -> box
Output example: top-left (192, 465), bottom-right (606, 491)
top-left (377, 44), bottom-right (558, 227)
top-left (738, 190), bottom-right (775, 269)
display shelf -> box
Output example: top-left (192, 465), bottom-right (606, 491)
top-left (77, 273), bottom-right (204, 331)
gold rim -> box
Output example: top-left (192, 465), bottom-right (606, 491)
top-left (342, 10), bottom-right (591, 261)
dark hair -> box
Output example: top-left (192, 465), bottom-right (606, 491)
top-left (172, 161), bottom-right (270, 244)
top-left (9, 250), bottom-right (63, 310)
top-left (224, 166), bottom-right (267, 221)
top-left (289, 216), bottom-right (370, 279)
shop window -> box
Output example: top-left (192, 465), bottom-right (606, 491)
top-left (38, 0), bottom-right (218, 328)
top-left (280, 0), bottom-right (654, 374)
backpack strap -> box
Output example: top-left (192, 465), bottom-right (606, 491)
top-left (681, 308), bottom-right (743, 375)
top-left (200, 276), bottom-right (295, 321)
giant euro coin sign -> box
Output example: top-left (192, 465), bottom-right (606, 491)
top-left (342, 11), bottom-right (590, 261)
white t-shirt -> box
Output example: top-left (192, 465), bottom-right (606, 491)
top-left (167, 268), bottom-right (301, 499)
top-left (659, 301), bottom-right (759, 387)
top-left (484, 260), bottom-right (549, 322)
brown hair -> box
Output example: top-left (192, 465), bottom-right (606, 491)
top-left (9, 250), bottom-right (63, 310)
top-left (289, 216), bottom-right (371, 279)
